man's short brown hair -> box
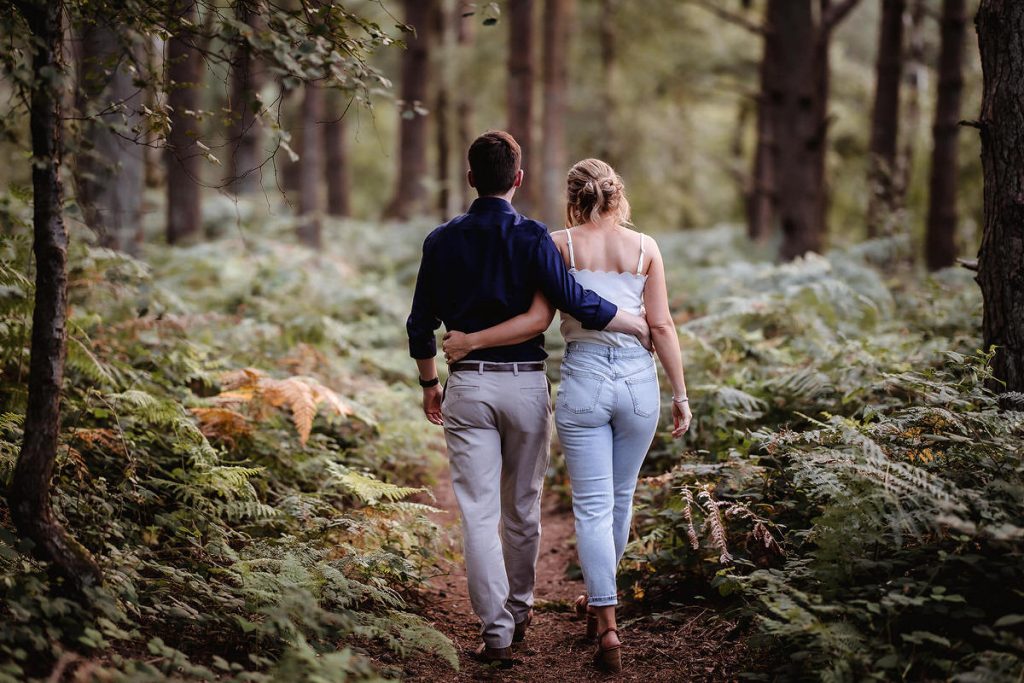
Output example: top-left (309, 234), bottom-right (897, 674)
top-left (468, 131), bottom-right (522, 196)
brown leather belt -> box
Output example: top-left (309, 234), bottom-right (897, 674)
top-left (450, 361), bottom-right (546, 373)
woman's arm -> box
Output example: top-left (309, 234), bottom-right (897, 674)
top-left (642, 239), bottom-right (692, 438)
top-left (442, 290), bottom-right (556, 363)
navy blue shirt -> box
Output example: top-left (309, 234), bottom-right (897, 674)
top-left (406, 197), bottom-right (618, 362)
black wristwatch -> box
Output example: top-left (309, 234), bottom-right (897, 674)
top-left (418, 376), bottom-right (440, 388)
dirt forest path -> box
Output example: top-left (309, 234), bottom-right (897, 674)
top-left (400, 461), bottom-right (753, 682)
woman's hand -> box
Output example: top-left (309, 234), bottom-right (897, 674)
top-left (442, 331), bottom-right (475, 364)
top-left (671, 400), bottom-right (692, 439)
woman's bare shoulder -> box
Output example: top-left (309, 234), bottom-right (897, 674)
top-left (550, 229), bottom-right (569, 246)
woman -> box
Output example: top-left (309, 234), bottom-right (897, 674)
top-left (442, 158), bottom-right (691, 673)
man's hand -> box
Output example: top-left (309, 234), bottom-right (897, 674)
top-left (423, 385), bottom-right (443, 425)
top-left (605, 309), bottom-right (652, 350)
top-left (442, 331), bottom-right (474, 364)
top-left (671, 400), bottom-right (692, 438)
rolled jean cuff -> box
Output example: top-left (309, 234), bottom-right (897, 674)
top-left (587, 594), bottom-right (618, 607)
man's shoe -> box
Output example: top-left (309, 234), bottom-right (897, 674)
top-left (512, 610), bottom-right (533, 644)
top-left (472, 643), bottom-right (514, 668)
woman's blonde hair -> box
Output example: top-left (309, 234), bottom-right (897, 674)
top-left (565, 158), bottom-right (631, 228)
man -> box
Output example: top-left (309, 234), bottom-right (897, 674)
top-left (406, 130), bottom-right (648, 666)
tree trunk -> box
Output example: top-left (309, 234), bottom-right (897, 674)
top-left (324, 90), bottom-right (351, 218)
top-left (10, 0), bottom-right (103, 595)
top-left (773, 0), bottom-right (823, 260)
top-left (435, 0), bottom-right (453, 219)
top-left (507, 0), bottom-right (537, 214)
top-left (541, 0), bottom-right (574, 229)
top-left (455, 8), bottom-right (476, 209)
top-left (383, 0), bottom-right (437, 220)
top-left (866, 0), bottom-right (906, 238)
top-left (74, 23), bottom-right (144, 254)
top-left (297, 84), bottom-right (323, 247)
top-left (774, 0), bottom-right (857, 261)
top-left (280, 85), bottom-right (303, 195)
top-left (228, 1), bottom-right (265, 195)
top-left (895, 0), bottom-right (926, 207)
top-left (597, 0), bottom-right (618, 164)
top-left (975, 0), bottom-right (1024, 391)
top-left (748, 5), bottom-right (781, 242)
top-left (925, 0), bottom-right (967, 270)
top-left (165, 0), bottom-right (203, 245)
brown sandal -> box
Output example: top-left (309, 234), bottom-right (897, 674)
top-left (594, 627), bottom-right (622, 673)
top-left (574, 594), bottom-right (598, 639)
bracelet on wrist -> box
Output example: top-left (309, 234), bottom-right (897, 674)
top-left (672, 395), bottom-right (689, 404)
top-left (419, 376), bottom-right (440, 388)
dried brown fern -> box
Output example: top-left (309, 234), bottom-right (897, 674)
top-left (190, 407), bottom-right (253, 447)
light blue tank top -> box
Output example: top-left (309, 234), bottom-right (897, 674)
top-left (559, 228), bottom-right (648, 348)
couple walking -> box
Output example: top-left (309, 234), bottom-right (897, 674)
top-left (406, 131), bottom-right (691, 673)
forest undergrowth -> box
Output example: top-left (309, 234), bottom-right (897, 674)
top-left (0, 195), bottom-right (1021, 681)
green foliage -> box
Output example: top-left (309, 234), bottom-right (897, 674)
top-left (624, 228), bottom-right (1023, 681)
top-left (0, 196), bottom-right (455, 681)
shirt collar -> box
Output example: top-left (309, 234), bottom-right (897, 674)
top-left (468, 196), bottom-right (517, 215)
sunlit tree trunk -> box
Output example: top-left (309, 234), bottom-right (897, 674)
top-left (74, 23), bottom-right (144, 254)
top-left (925, 0), bottom-right (967, 270)
top-left (10, 0), bottom-right (103, 595)
top-left (541, 0), bottom-right (574, 229)
top-left (384, 0), bottom-right (437, 220)
top-left (866, 0), bottom-right (905, 238)
top-left (975, 0), bottom-right (1024, 391)
top-left (507, 0), bottom-right (537, 214)
top-left (325, 90), bottom-right (351, 218)
top-left (228, 0), bottom-right (265, 195)
top-left (165, 0), bottom-right (203, 245)
top-left (297, 84), bottom-right (323, 248)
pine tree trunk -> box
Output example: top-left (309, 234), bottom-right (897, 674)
top-left (281, 86), bottom-right (303, 195)
top-left (507, 0), bottom-right (537, 214)
top-left (297, 84), bottom-right (323, 248)
top-left (384, 0), bottom-right (437, 220)
top-left (976, 0), bottom-right (1024, 392)
top-left (866, 0), bottom-right (906, 238)
top-left (597, 0), bottom-right (618, 164)
top-left (228, 1), bottom-right (265, 195)
top-left (925, 0), bottom-right (967, 270)
top-left (165, 0), bottom-right (203, 245)
top-left (773, 0), bottom-right (823, 260)
top-left (541, 0), bottom-right (574, 229)
top-left (324, 90), bottom-right (351, 218)
top-left (435, 0), bottom-right (453, 219)
top-left (74, 23), bottom-right (144, 254)
top-left (10, 0), bottom-right (103, 595)
top-left (748, 3), bottom-right (782, 241)
top-left (456, 9), bottom-right (476, 210)
top-left (895, 0), bottom-right (926, 206)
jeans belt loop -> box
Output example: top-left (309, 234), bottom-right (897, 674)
top-left (513, 362), bottom-right (520, 376)
top-left (478, 363), bottom-right (484, 375)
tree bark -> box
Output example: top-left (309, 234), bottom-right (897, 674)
top-left (975, 0), bottom-right (1024, 391)
top-left (384, 0), bottom-right (437, 220)
top-left (748, 4), bottom-right (781, 241)
top-left (895, 0), bottom-right (926, 207)
top-left (596, 0), bottom-right (618, 164)
top-left (165, 0), bottom-right (203, 245)
top-left (455, 7), bottom-right (476, 209)
top-left (324, 90), bottom-right (351, 218)
top-left (297, 83), bottom-right (323, 247)
top-left (10, 0), bottom-right (103, 595)
top-left (74, 23), bottom-right (144, 254)
top-left (228, 0), bottom-right (265, 195)
top-left (774, 0), bottom-right (858, 261)
top-left (925, 0), bottom-right (967, 270)
top-left (435, 0), bottom-right (453, 219)
top-left (507, 0), bottom-right (537, 214)
top-left (541, 0), bottom-right (574, 229)
top-left (866, 0), bottom-right (906, 238)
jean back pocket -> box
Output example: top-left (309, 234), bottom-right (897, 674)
top-left (626, 372), bottom-right (659, 417)
top-left (557, 368), bottom-right (606, 414)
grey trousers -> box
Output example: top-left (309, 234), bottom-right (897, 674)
top-left (441, 365), bottom-right (552, 649)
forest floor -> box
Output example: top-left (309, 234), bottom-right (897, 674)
top-left (379, 460), bottom-right (755, 682)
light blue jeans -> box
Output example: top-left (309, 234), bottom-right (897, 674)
top-left (555, 341), bottom-right (660, 607)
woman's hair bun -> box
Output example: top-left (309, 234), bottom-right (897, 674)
top-left (565, 159), bottom-right (631, 228)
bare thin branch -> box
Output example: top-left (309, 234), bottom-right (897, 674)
top-left (683, 0), bottom-right (764, 35)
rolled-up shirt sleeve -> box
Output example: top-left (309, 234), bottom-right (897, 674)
top-left (406, 240), bottom-right (442, 359)
top-left (532, 232), bottom-right (617, 330)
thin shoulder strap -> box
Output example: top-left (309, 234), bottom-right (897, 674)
top-left (566, 228), bottom-right (577, 270)
top-left (636, 233), bottom-right (646, 275)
